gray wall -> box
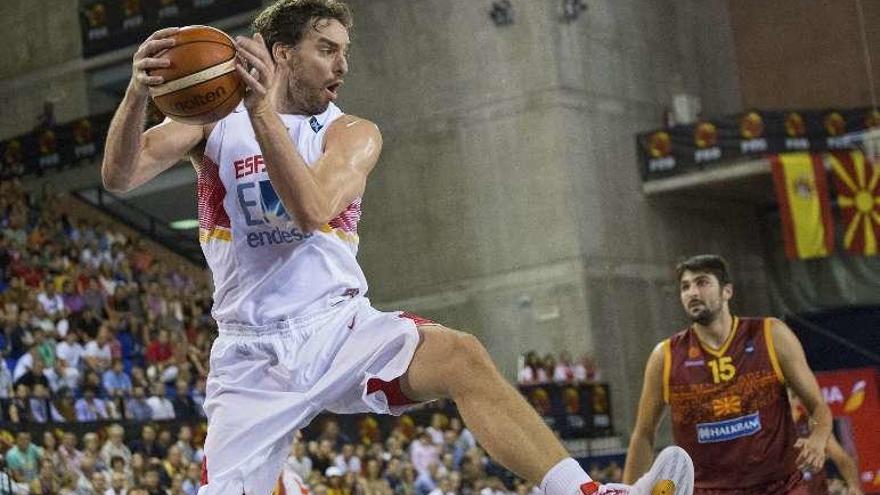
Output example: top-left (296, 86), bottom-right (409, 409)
top-left (341, 0), bottom-right (766, 435)
top-left (0, 0), bottom-right (89, 139)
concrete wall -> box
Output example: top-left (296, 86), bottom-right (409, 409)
top-left (0, 0), bottom-right (88, 139)
top-left (340, 0), bottom-right (767, 435)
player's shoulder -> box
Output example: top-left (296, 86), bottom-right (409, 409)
top-left (667, 326), bottom-right (692, 346)
top-left (648, 340), bottom-right (667, 362)
top-left (325, 114), bottom-right (382, 148)
top-left (743, 316), bottom-right (791, 337)
top-left (736, 315), bottom-right (778, 326)
top-left (328, 114), bottom-right (381, 135)
top-left (763, 316), bottom-right (800, 347)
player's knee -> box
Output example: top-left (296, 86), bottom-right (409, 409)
top-left (447, 331), bottom-right (494, 380)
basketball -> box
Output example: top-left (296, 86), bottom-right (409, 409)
top-left (148, 25), bottom-right (245, 125)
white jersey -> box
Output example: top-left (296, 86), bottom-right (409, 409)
top-left (197, 102), bottom-right (368, 326)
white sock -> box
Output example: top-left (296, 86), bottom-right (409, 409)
top-left (540, 458), bottom-right (594, 495)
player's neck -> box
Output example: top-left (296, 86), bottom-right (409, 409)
top-left (271, 86), bottom-right (317, 116)
top-left (276, 100), bottom-right (309, 116)
top-left (692, 310), bottom-right (734, 349)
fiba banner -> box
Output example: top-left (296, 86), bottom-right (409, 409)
top-left (638, 107), bottom-right (879, 181)
top-left (814, 368), bottom-right (880, 494)
top-left (519, 383), bottom-right (613, 439)
top-left (79, 0), bottom-right (262, 58)
top-left (0, 114), bottom-right (111, 180)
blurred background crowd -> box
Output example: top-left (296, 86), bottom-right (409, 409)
top-left (0, 178), bottom-right (624, 494)
top-left (0, 178), bottom-right (214, 426)
top-left (515, 351), bottom-right (601, 385)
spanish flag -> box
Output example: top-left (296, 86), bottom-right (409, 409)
top-left (829, 151), bottom-right (880, 255)
top-left (771, 153), bottom-right (835, 259)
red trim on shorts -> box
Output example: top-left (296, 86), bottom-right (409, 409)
top-left (201, 457), bottom-right (208, 485)
top-left (580, 482), bottom-right (600, 495)
top-left (366, 377), bottom-right (417, 406)
top-left (399, 311), bottom-right (434, 325)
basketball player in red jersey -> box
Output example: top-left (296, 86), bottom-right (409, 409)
top-left (622, 255), bottom-right (832, 494)
top-left (102, 1), bottom-right (693, 494)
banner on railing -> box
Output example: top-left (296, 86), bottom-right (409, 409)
top-left (0, 114), bottom-right (112, 180)
top-left (637, 107), bottom-right (878, 181)
top-left (79, 0), bottom-right (262, 57)
top-left (518, 382), bottom-right (613, 438)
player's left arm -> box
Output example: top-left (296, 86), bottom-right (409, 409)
top-left (234, 33), bottom-right (382, 232)
top-left (253, 110), bottom-right (380, 231)
top-left (826, 435), bottom-right (864, 495)
top-left (769, 318), bottom-right (832, 472)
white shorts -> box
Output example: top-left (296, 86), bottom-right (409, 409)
top-left (198, 297), bottom-right (427, 495)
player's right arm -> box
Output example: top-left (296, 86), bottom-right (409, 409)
top-left (102, 27), bottom-right (204, 193)
top-left (623, 342), bottom-right (668, 484)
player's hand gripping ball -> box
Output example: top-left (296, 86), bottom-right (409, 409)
top-left (147, 25), bottom-right (246, 125)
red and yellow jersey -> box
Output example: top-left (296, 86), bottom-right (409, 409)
top-left (663, 317), bottom-right (799, 490)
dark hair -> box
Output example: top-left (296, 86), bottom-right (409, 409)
top-left (253, 0), bottom-right (353, 58)
top-left (676, 254), bottom-right (731, 286)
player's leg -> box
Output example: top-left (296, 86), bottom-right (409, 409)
top-left (399, 324), bottom-right (588, 492)
top-left (399, 325), bottom-right (694, 495)
top-left (198, 331), bottom-right (318, 495)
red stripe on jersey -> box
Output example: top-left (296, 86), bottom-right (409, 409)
top-left (580, 482), bottom-right (600, 495)
top-left (399, 311), bottom-right (434, 326)
top-left (198, 155), bottom-right (231, 232)
top-left (328, 198), bottom-right (361, 233)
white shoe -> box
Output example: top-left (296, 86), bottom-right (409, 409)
top-left (577, 447), bottom-right (694, 495)
top-left (628, 446), bottom-right (694, 495)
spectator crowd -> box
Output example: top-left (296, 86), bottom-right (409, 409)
top-left (0, 409), bottom-right (628, 495)
top-left (516, 351), bottom-right (600, 385)
top-left (0, 178), bottom-right (215, 425)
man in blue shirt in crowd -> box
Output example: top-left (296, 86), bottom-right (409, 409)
top-left (102, 359), bottom-right (132, 397)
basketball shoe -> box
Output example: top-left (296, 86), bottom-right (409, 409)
top-left (579, 446), bottom-right (694, 495)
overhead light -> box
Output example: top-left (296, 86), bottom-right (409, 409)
top-left (489, 0), bottom-right (514, 27)
top-left (170, 219), bottom-right (200, 230)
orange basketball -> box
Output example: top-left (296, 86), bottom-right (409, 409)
top-left (148, 25), bottom-right (245, 125)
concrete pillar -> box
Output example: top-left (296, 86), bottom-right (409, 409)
top-left (342, 0), bottom-right (760, 435)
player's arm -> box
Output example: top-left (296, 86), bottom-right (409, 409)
top-left (826, 435), bottom-right (864, 495)
top-left (623, 342), bottom-right (668, 484)
top-left (252, 111), bottom-right (380, 231)
top-left (102, 27), bottom-right (205, 193)
top-left (234, 33), bottom-right (381, 232)
top-left (769, 318), bottom-right (832, 473)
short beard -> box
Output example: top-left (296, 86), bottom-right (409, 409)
top-left (284, 74), bottom-right (329, 115)
top-left (689, 306), bottom-right (720, 326)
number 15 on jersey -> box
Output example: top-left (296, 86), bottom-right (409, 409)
top-left (708, 356), bottom-right (736, 384)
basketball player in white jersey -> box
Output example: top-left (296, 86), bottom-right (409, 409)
top-left (101, 1), bottom-right (693, 494)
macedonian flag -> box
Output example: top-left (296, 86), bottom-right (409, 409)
top-left (829, 151), bottom-right (880, 255)
top-left (712, 395), bottom-right (742, 417)
top-left (771, 153), bottom-right (835, 259)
